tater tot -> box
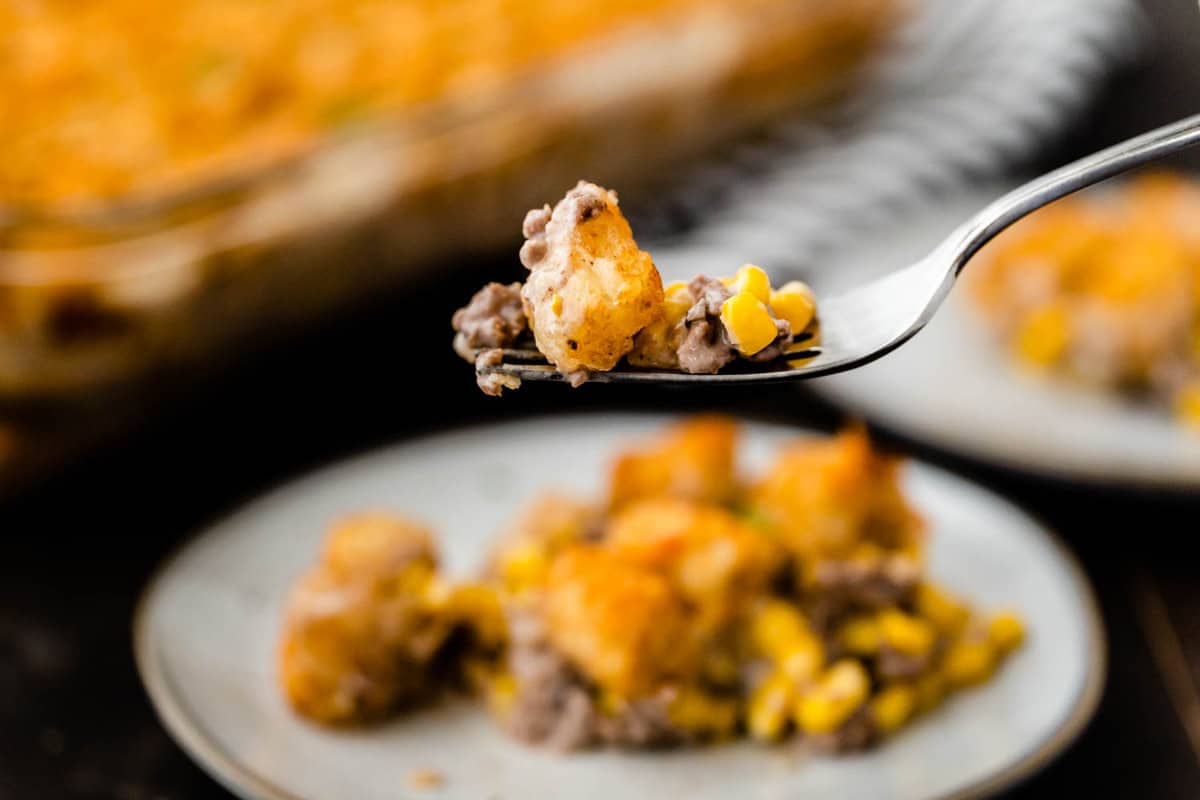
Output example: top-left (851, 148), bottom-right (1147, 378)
top-left (520, 181), bottom-right (664, 377)
top-left (609, 415), bottom-right (739, 509)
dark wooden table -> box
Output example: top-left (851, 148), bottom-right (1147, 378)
top-left (4, 1), bottom-right (1200, 798)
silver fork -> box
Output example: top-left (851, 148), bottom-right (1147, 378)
top-left (478, 113), bottom-right (1200, 386)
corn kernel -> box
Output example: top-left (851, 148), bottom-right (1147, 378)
top-left (878, 609), bottom-right (937, 657)
top-left (871, 684), bottom-right (917, 734)
top-left (848, 541), bottom-right (886, 565)
top-left (778, 638), bottom-right (824, 683)
top-left (1174, 383), bottom-right (1200, 427)
top-left (987, 611), bottom-right (1026, 654)
top-left (446, 583), bottom-right (506, 648)
top-left (551, 294), bottom-right (564, 316)
top-left (915, 582), bottom-right (970, 637)
top-left (721, 292), bottom-right (779, 355)
top-left (914, 671), bottom-right (945, 714)
top-left (724, 264), bottom-right (772, 303)
top-left (941, 640), bottom-right (996, 687)
top-left (499, 543), bottom-right (548, 593)
top-left (669, 688), bottom-right (739, 737)
top-left (487, 671), bottom-right (518, 716)
top-left (663, 282), bottom-right (694, 325)
top-left (751, 600), bottom-right (812, 658)
top-left (748, 672), bottom-right (794, 741)
top-left (837, 615), bottom-right (882, 656)
top-left (769, 281), bottom-right (817, 333)
top-left (1016, 304), bottom-right (1069, 367)
top-left (794, 660), bottom-right (870, 735)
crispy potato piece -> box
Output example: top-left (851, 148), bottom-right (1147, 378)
top-left (749, 428), bottom-right (924, 563)
top-left (487, 492), bottom-right (600, 594)
top-left (543, 546), bottom-right (697, 697)
top-left (606, 498), bottom-right (781, 631)
top-left (520, 181), bottom-right (664, 376)
top-left (609, 416), bottom-right (739, 509)
top-left (278, 513), bottom-right (451, 724)
top-left (320, 512), bottom-right (437, 580)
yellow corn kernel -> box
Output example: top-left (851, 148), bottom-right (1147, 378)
top-left (871, 684), bottom-right (917, 734)
top-left (1174, 382), bottom-right (1200, 427)
top-left (487, 671), bottom-right (518, 716)
top-left (669, 688), bottom-right (739, 737)
top-left (794, 660), bottom-right (870, 735)
top-left (663, 282), bottom-right (694, 325)
top-left (987, 611), bottom-right (1026, 654)
top-left (769, 281), bottom-right (817, 333)
top-left (778, 638), bottom-right (825, 683)
top-left (724, 264), bottom-right (772, 303)
top-left (878, 609), bottom-right (937, 657)
top-left (941, 639), bottom-right (997, 688)
top-left (915, 582), bottom-right (970, 637)
top-left (721, 292), bottom-right (779, 355)
top-left (445, 583), bottom-right (506, 648)
top-left (848, 541), bottom-right (887, 565)
top-left (499, 543), bottom-right (549, 593)
top-left (751, 600), bottom-right (812, 659)
top-left (551, 294), bottom-right (564, 316)
top-left (748, 672), bottom-right (795, 741)
top-left (1015, 304), bottom-right (1069, 367)
top-left (420, 574), bottom-right (453, 607)
top-left (837, 615), bottom-right (882, 656)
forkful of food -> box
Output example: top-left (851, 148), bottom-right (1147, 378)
top-left (452, 114), bottom-right (1200, 395)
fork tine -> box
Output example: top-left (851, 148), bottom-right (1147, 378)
top-left (477, 344), bottom-right (828, 385)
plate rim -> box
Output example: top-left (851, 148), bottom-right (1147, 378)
top-left (132, 413), bottom-right (1108, 800)
top-left (812, 329), bottom-right (1200, 493)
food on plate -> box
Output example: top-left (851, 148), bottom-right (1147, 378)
top-left (452, 181), bottom-right (819, 394)
top-left (279, 418), bottom-right (1025, 754)
top-left (969, 171), bottom-right (1200, 424)
top-left (277, 513), bottom-right (502, 723)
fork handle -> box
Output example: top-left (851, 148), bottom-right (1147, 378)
top-left (946, 112), bottom-right (1200, 273)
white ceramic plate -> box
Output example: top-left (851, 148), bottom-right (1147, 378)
top-left (135, 414), bottom-right (1104, 800)
top-left (809, 185), bottom-right (1200, 489)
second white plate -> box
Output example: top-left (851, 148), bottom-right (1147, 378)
top-left (809, 185), bottom-right (1200, 489)
top-left (135, 414), bottom-right (1104, 800)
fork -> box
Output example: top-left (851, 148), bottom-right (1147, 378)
top-left (478, 113), bottom-right (1200, 386)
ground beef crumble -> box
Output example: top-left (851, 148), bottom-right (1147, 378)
top-left (809, 706), bottom-right (879, 753)
top-left (806, 556), bottom-right (920, 632)
top-left (452, 282), bottom-right (527, 351)
top-left (677, 276), bottom-right (735, 374)
top-left (502, 611), bottom-right (686, 750)
top-left (451, 282), bottom-right (529, 395)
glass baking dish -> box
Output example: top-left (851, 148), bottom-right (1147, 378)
top-left (0, 0), bottom-right (899, 403)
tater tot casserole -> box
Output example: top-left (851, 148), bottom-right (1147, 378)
top-left (453, 181), bottom-right (821, 393)
top-left (969, 171), bottom-right (1200, 425)
top-left (2, 0), bottom-right (895, 210)
top-left (279, 417), bottom-right (1025, 753)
